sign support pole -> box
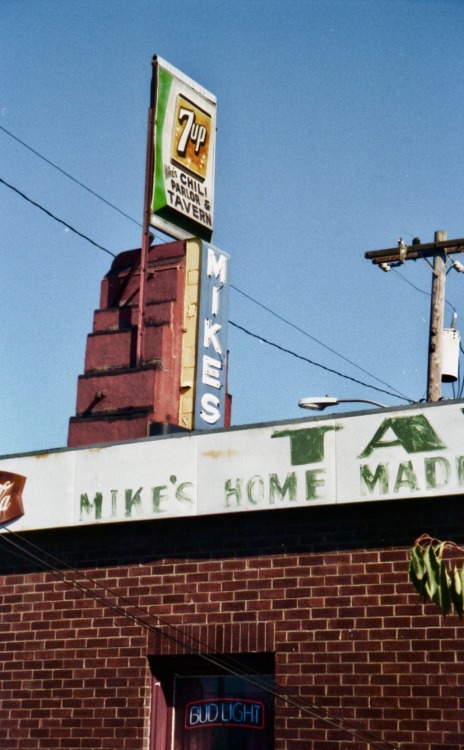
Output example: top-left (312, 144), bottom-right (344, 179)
top-left (136, 61), bottom-right (157, 366)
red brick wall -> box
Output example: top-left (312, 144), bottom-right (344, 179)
top-left (0, 497), bottom-right (463, 749)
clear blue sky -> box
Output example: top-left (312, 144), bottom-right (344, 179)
top-left (1, 0), bottom-right (464, 455)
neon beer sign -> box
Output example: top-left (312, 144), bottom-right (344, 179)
top-left (185, 699), bottom-right (265, 730)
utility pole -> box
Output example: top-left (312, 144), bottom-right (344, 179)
top-left (365, 231), bottom-right (464, 402)
top-left (427, 231), bottom-right (447, 402)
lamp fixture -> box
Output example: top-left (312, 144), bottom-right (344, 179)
top-left (298, 397), bottom-right (387, 411)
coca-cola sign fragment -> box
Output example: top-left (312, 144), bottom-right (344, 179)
top-left (0, 471), bottom-right (26, 524)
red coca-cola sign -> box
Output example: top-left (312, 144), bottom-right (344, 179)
top-left (0, 471), bottom-right (26, 524)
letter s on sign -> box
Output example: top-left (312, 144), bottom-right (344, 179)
top-left (200, 393), bottom-right (220, 424)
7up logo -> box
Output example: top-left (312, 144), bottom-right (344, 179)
top-left (172, 94), bottom-right (211, 180)
top-left (177, 107), bottom-right (207, 155)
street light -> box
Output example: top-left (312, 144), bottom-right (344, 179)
top-left (298, 397), bottom-right (387, 411)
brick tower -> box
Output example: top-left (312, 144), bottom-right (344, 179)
top-left (68, 239), bottom-right (231, 447)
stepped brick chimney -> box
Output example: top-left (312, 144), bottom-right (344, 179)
top-left (68, 239), bottom-right (231, 447)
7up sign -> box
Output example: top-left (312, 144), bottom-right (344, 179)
top-left (151, 56), bottom-right (216, 241)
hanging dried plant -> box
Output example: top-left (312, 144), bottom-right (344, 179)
top-left (409, 534), bottom-right (464, 617)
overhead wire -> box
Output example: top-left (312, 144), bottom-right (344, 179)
top-left (230, 320), bottom-right (414, 403)
top-left (2, 172), bottom-right (414, 405)
top-left (391, 266), bottom-right (458, 316)
top-left (1, 125), bottom-right (141, 231)
top-left (4, 125), bottom-right (464, 336)
top-left (2, 125), bottom-right (419, 403)
top-left (231, 283), bottom-right (412, 401)
top-left (2, 170), bottom-right (413, 401)
top-left (0, 523), bottom-right (399, 750)
top-left (0, 177), bottom-right (116, 259)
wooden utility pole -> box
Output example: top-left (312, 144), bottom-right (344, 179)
top-left (427, 231), bottom-right (447, 401)
top-left (365, 231), bottom-right (464, 402)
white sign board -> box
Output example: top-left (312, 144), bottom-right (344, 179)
top-left (1, 402), bottom-right (463, 532)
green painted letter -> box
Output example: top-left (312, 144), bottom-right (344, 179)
top-left (125, 487), bottom-right (143, 517)
top-left (425, 457), bottom-right (450, 490)
top-left (80, 492), bottom-right (103, 521)
top-left (272, 425), bottom-right (341, 466)
top-left (269, 473), bottom-right (297, 503)
top-left (225, 479), bottom-right (242, 507)
top-left (359, 415), bottom-right (446, 458)
top-left (394, 461), bottom-right (419, 493)
top-left (305, 468), bottom-right (326, 500)
top-left (360, 464), bottom-right (389, 496)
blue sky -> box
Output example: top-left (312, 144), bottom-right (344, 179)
top-left (1, 0), bottom-right (464, 455)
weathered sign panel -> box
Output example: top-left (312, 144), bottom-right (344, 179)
top-left (1, 401), bottom-right (463, 532)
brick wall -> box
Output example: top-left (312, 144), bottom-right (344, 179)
top-left (0, 496), bottom-right (463, 749)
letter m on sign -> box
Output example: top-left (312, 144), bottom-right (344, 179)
top-left (207, 247), bottom-right (228, 283)
top-left (80, 492), bottom-right (103, 521)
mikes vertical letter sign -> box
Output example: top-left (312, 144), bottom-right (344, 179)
top-left (151, 56), bottom-right (217, 241)
top-left (194, 242), bottom-right (230, 429)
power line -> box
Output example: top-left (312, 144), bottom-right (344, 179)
top-left (1, 127), bottom-right (430, 401)
top-left (0, 177), bottom-right (116, 258)
top-left (6, 124), bottom-right (462, 341)
top-left (0, 125), bottom-right (440, 396)
top-left (4, 123), bottom-right (463, 335)
top-left (1, 176), bottom-right (414, 403)
top-left (0, 124), bottom-right (170, 242)
top-left (230, 320), bottom-right (415, 403)
top-left (1, 124), bottom-right (143, 229)
top-left (1, 124), bottom-right (427, 396)
top-left (391, 267), bottom-right (457, 314)
top-left (0, 525), bottom-right (399, 750)
top-left (231, 283), bottom-right (412, 401)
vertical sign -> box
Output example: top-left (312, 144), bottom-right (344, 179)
top-left (151, 56), bottom-right (217, 241)
top-left (194, 242), bottom-right (230, 429)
